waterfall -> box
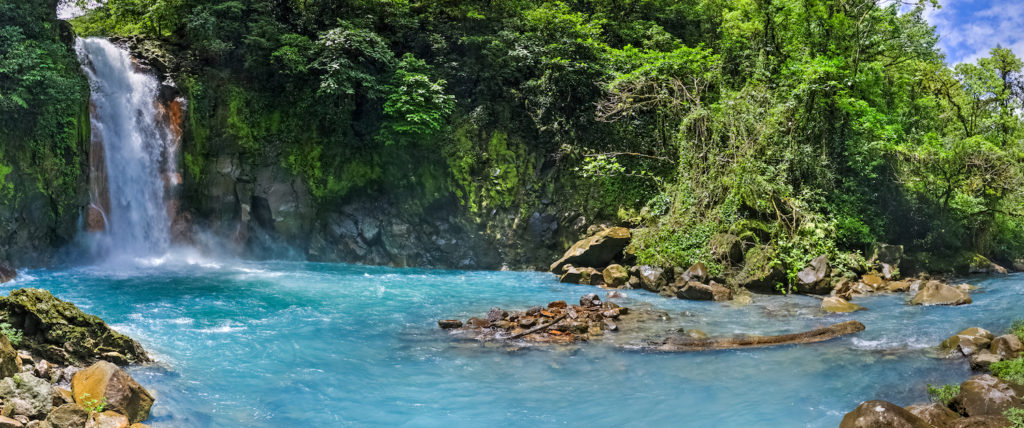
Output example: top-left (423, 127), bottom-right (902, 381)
top-left (75, 38), bottom-right (181, 259)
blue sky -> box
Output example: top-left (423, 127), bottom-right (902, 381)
top-left (922, 0), bottom-right (1024, 64)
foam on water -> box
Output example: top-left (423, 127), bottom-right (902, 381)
top-left (9, 262), bottom-right (1023, 427)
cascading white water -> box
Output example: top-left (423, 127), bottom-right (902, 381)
top-left (75, 38), bottom-right (173, 258)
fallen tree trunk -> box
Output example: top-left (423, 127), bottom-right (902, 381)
top-left (638, 320), bottom-right (866, 352)
top-left (505, 313), bottom-right (568, 340)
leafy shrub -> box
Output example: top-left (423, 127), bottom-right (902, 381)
top-left (0, 323), bottom-right (22, 347)
top-left (80, 393), bottom-right (107, 413)
top-left (1010, 320), bottom-right (1024, 343)
top-left (1006, 407), bottom-right (1024, 428)
top-left (927, 383), bottom-right (960, 405)
top-left (991, 358), bottom-right (1024, 386)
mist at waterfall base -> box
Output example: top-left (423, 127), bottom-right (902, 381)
top-left (9, 263), bottom-right (1024, 426)
top-left (56, 38), bottom-right (1024, 427)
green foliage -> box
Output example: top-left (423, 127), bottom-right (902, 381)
top-left (60, 0), bottom-right (1024, 279)
top-left (1010, 320), bottom-right (1024, 343)
top-left (926, 383), bottom-right (960, 405)
top-left (991, 358), bottom-right (1024, 386)
top-left (79, 393), bottom-right (108, 413)
top-left (377, 54), bottom-right (455, 146)
top-left (1006, 407), bottom-right (1024, 428)
top-left (0, 323), bottom-right (22, 347)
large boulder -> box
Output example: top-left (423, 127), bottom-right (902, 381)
top-left (45, 404), bottom-right (88, 428)
top-left (821, 296), bottom-right (865, 313)
top-left (839, 400), bottom-right (932, 428)
top-left (601, 265), bottom-right (629, 288)
top-left (676, 281), bottom-right (732, 302)
top-left (910, 281), bottom-right (972, 306)
top-left (72, 362), bottom-right (153, 424)
top-left (949, 374), bottom-right (1023, 417)
top-left (941, 327), bottom-right (995, 358)
top-left (635, 266), bottom-right (671, 292)
top-left (679, 263), bottom-right (708, 283)
top-left (904, 403), bottom-right (962, 427)
top-left (549, 227), bottom-right (631, 273)
top-left (0, 335), bottom-right (20, 379)
top-left (0, 264), bottom-right (15, 284)
top-left (0, 289), bottom-right (149, 366)
top-left (796, 255), bottom-right (831, 294)
top-left (733, 245), bottom-right (786, 293)
top-left (0, 373), bottom-right (54, 418)
top-left (989, 334), bottom-right (1022, 360)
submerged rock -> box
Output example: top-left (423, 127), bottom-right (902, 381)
top-left (437, 320), bottom-right (462, 329)
top-left (910, 281), bottom-right (971, 306)
top-left (72, 362), bottom-right (153, 424)
top-left (950, 374), bottom-right (1023, 417)
top-left (821, 296), bottom-right (865, 313)
top-left (549, 227), bottom-right (631, 273)
top-left (839, 400), bottom-right (932, 428)
top-left (0, 289), bottom-right (149, 366)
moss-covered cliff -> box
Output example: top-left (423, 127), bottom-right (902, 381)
top-left (0, 1), bottom-right (91, 266)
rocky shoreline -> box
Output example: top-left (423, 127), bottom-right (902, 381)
top-left (841, 323), bottom-right (1024, 427)
top-left (548, 226), bottom-right (991, 314)
top-left (0, 284), bottom-right (155, 428)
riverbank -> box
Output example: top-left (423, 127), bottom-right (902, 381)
top-left (0, 288), bottom-right (155, 427)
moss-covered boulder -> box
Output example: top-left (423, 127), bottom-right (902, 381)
top-left (0, 335), bottom-right (19, 379)
top-left (733, 245), bottom-right (786, 293)
top-left (0, 289), bottom-right (149, 366)
top-left (601, 265), bottom-right (629, 288)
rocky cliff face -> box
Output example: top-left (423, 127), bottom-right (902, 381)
top-left (0, 3), bottom-right (91, 267)
top-left (82, 37), bottom-right (614, 271)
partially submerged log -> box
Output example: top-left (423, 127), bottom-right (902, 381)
top-left (640, 320), bottom-right (865, 352)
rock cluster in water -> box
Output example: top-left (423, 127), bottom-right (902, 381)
top-left (439, 293), bottom-right (629, 344)
top-left (0, 288), bottom-right (155, 427)
top-left (841, 324), bottom-right (1024, 427)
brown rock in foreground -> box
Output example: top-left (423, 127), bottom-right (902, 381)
top-left (839, 400), bottom-right (932, 428)
top-left (949, 374), bottom-right (1022, 417)
top-left (72, 362), bottom-right (153, 424)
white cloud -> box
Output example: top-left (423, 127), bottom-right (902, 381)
top-left (924, 0), bottom-right (1024, 64)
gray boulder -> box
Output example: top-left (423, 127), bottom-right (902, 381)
top-left (910, 281), bottom-right (972, 306)
top-left (796, 255), bottom-right (831, 294)
top-left (0, 373), bottom-right (54, 418)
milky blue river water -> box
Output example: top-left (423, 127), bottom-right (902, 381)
top-left (6, 257), bottom-right (1023, 427)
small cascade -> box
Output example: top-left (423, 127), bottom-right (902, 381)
top-left (75, 38), bottom-right (184, 259)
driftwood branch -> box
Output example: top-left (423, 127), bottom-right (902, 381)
top-left (506, 314), bottom-right (568, 340)
top-left (637, 321), bottom-right (865, 352)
